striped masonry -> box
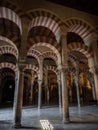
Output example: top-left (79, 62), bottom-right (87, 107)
top-left (0, 7), bottom-right (22, 34)
top-left (0, 45), bottom-right (18, 60)
top-left (0, 62), bottom-right (17, 72)
top-left (68, 42), bottom-right (93, 58)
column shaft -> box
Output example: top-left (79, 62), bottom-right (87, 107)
top-left (13, 68), bottom-right (24, 127)
top-left (93, 72), bottom-right (98, 102)
top-left (29, 71), bottom-right (34, 104)
top-left (57, 71), bottom-right (62, 113)
top-left (90, 76), bottom-right (96, 100)
top-left (74, 61), bottom-right (81, 109)
top-left (38, 80), bottom-right (42, 111)
top-left (38, 57), bottom-right (43, 112)
top-left (61, 68), bottom-right (69, 123)
top-left (61, 33), bottom-right (69, 123)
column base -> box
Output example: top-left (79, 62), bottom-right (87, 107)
top-left (63, 119), bottom-right (70, 124)
top-left (12, 123), bottom-right (21, 128)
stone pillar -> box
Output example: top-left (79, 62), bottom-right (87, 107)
top-left (93, 67), bottom-right (98, 102)
top-left (57, 70), bottom-right (62, 113)
top-left (90, 66), bottom-right (98, 103)
top-left (68, 73), bottom-right (73, 103)
top-left (44, 70), bottom-right (49, 104)
top-left (61, 33), bottom-right (69, 123)
top-left (38, 79), bottom-right (42, 113)
top-left (60, 66), bottom-right (69, 123)
top-left (89, 74), bottom-right (96, 100)
top-left (47, 75), bottom-right (50, 104)
top-left (25, 76), bottom-right (29, 104)
top-left (87, 36), bottom-right (98, 103)
top-left (74, 61), bottom-right (81, 109)
top-left (38, 57), bottom-right (43, 112)
top-left (0, 77), bottom-right (2, 104)
top-left (27, 74), bottom-right (31, 104)
top-left (29, 70), bottom-right (35, 104)
top-left (92, 83), bottom-right (96, 101)
top-left (13, 62), bottom-right (25, 128)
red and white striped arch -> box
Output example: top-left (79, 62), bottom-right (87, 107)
top-left (0, 7), bottom-right (22, 34)
top-left (68, 67), bottom-right (76, 75)
top-left (68, 55), bottom-right (77, 68)
top-left (68, 42), bottom-right (93, 58)
top-left (28, 36), bottom-right (61, 52)
top-left (0, 36), bottom-right (18, 53)
top-left (29, 16), bottom-right (60, 37)
top-left (44, 65), bottom-right (58, 75)
top-left (32, 42), bottom-right (61, 65)
top-left (27, 49), bottom-right (41, 60)
top-left (0, 45), bottom-right (18, 60)
top-left (0, 62), bottom-right (17, 72)
top-left (28, 9), bottom-right (62, 42)
top-left (68, 66), bottom-right (89, 76)
top-left (42, 51), bottom-right (58, 63)
top-left (25, 64), bottom-right (39, 73)
top-left (64, 18), bottom-right (94, 41)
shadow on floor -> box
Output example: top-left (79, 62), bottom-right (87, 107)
top-left (70, 121), bottom-right (98, 124)
top-left (20, 126), bottom-right (41, 129)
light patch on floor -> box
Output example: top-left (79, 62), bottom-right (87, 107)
top-left (40, 120), bottom-right (53, 130)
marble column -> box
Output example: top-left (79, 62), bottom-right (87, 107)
top-left (38, 79), bottom-right (42, 113)
top-left (38, 57), bottom-right (43, 112)
top-left (69, 73), bottom-right (73, 103)
top-left (93, 68), bottom-right (98, 102)
top-left (57, 71), bottom-right (62, 113)
top-left (13, 65), bottom-right (25, 128)
top-left (44, 70), bottom-right (49, 104)
top-left (27, 74), bottom-right (30, 104)
top-left (0, 77), bottom-right (2, 104)
top-left (29, 70), bottom-right (34, 104)
top-left (61, 33), bottom-right (69, 123)
top-left (89, 75), bottom-right (96, 100)
top-left (90, 66), bottom-right (98, 103)
top-left (74, 61), bottom-right (81, 109)
top-left (88, 36), bottom-right (98, 103)
top-left (60, 66), bottom-right (69, 123)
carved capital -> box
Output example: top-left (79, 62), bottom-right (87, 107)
top-left (38, 79), bottom-right (42, 86)
top-left (94, 66), bottom-right (98, 74)
top-left (58, 65), bottom-right (68, 73)
top-left (90, 66), bottom-right (98, 74)
top-left (18, 57), bottom-right (26, 72)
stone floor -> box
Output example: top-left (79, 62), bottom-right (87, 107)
top-left (0, 105), bottom-right (98, 130)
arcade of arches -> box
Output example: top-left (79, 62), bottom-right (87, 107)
top-left (0, 0), bottom-right (98, 127)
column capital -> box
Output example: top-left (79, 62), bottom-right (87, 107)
top-left (18, 57), bottom-right (26, 72)
top-left (38, 79), bottom-right (42, 83)
top-left (31, 70), bottom-right (34, 75)
top-left (58, 65), bottom-right (68, 72)
top-left (89, 66), bottom-right (98, 74)
top-left (60, 27), bottom-right (67, 36)
top-left (61, 33), bottom-right (67, 37)
top-left (38, 56), bottom-right (43, 64)
top-left (90, 66), bottom-right (98, 74)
